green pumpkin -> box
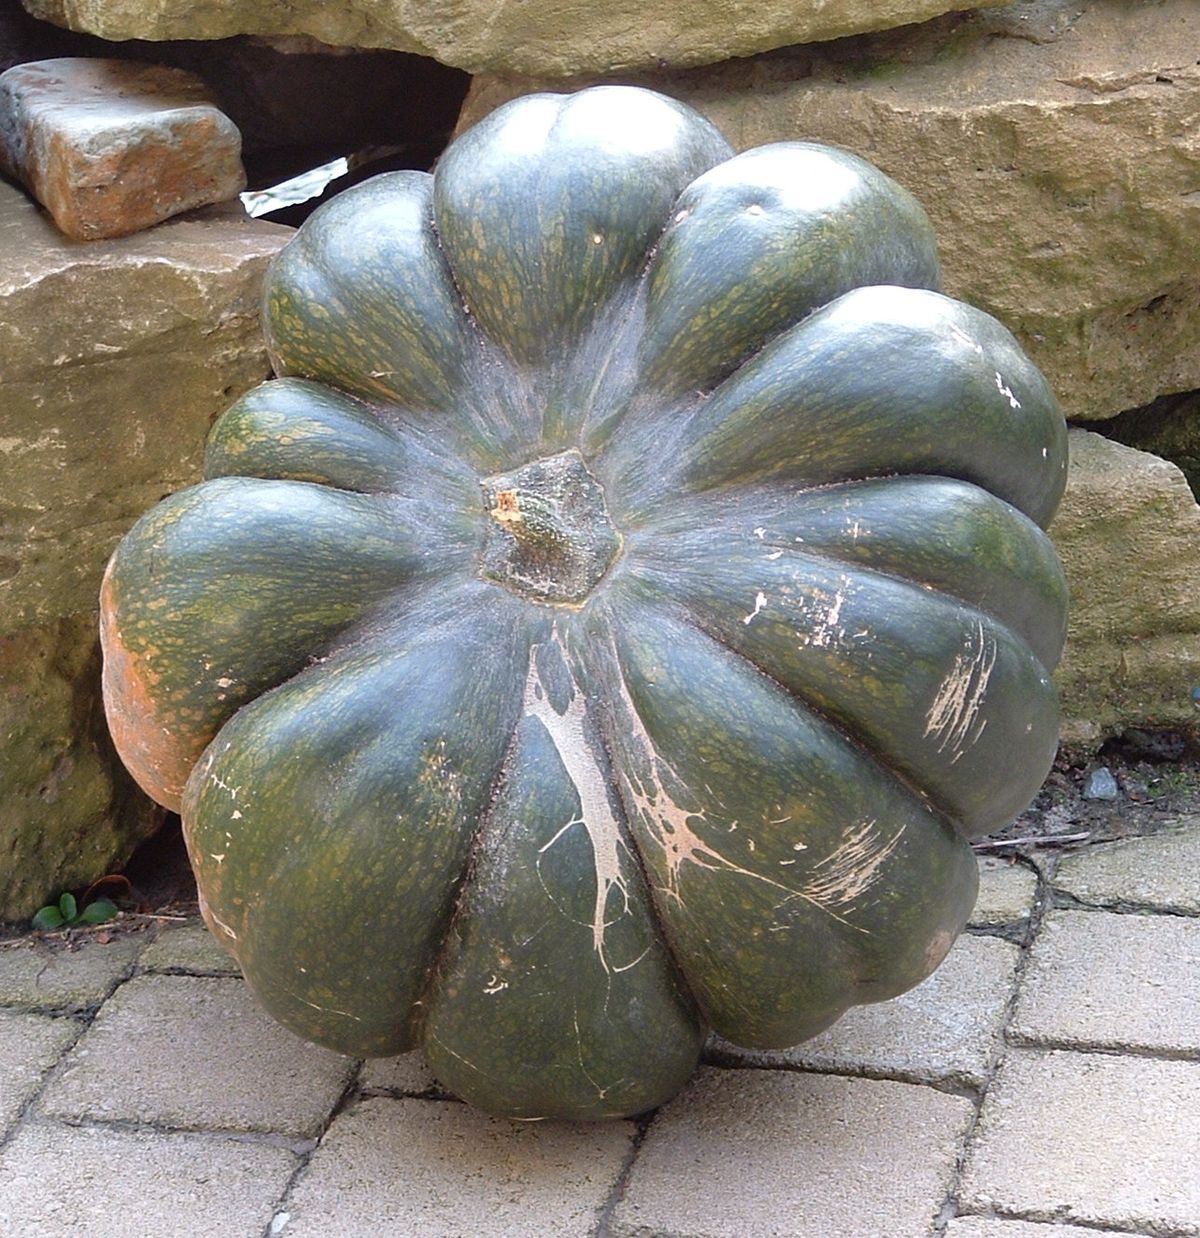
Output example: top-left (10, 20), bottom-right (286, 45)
top-left (101, 86), bottom-right (1068, 1121)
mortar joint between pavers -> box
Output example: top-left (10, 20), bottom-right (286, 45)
top-left (932, 851), bottom-right (1058, 1235)
top-left (967, 1201), bottom-right (1195, 1238)
top-left (699, 1047), bottom-right (986, 1102)
top-left (258, 1062), bottom-right (370, 1238)
top-left (0, 1012), bottom-right (88, 1162)
top-left (1003, 1034), bottom-right (1200, 1065)
top-left (14, 1112), bottom-right (316, 1157)
top-left (1048, 888), bottom-right (1200, 919)
top-left (593, 1107), bottom-right (658, 1238)
top-left (358, 1082), bottom-right (457, 1103)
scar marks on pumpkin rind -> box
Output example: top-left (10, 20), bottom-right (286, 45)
top-left (606, 652), bottom-right (880, 933)
top-left (924, 618), bottom-right (997, 762)
top-left (800, 819), bottom-right (905, 909)
top-left (522, 634), bottom-right (639, 974)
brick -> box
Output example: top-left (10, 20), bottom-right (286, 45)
top-left (612, 1067), bottom-right (973, 1238)
top-left (0, 1011), bottom-right (76, 1135)
top-left (971, 857), bottom-right (1038, 927)
top-left (710, 933), bottom-right (1018, 1089)
top-left (139, 920), bottom-right (240, 975)
top-left (961, 1048), bottom-right (1200, 1232)
top-left (40, 974), bottom-right (354, 1136)
top-left (0, 937), bottom-right (141, 1011)
top-left (1011, 910), bottom-right (1200, 1053)
top-left (1056, 824), bottom-right (1200, 912)
top-left (0, 58), bottom-right (244, 240)
top-left (359, 1052), bottom-right (441, 1095)
top-left (0, 1121), bottom-right (295, 1238)
top-left (276, 1096), bottom-right (633, 1237)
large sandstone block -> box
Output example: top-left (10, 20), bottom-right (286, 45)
top-left (0, 615), bottom-right (159, 922)
top-left (1050, 430), bottom-right (1200, 751)
top-left (461, 0), bottom-right (1200, 420)
top-left (0, 180), bottom-right (290, 919)
top-left (0, 58), bottom-right (245, 241)
top-left (0, 183), bottom-right (288, 628)
top-left (21, 0), bottom-right (1005, 77)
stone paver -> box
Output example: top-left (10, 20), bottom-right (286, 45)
top-left (971, 857), bottom-right (1039, 927)
top-left (0, 58), bottom-right (244, 240)
top-left (0, 1011), bottom-right (77, 1136)
top-left (961, 1049), bottom-right (1200, 1233)
top-left (40, 974), bottom-right (355, 1137)
top-left (612, 1066), bottom-right (973, 1238)
top-left (139, 920), bottom-right (240, 975)
top-left (946, 1218), bottom-right (1156, 1238)
top-left (0, 937), bottom-right (141, 1010)
top-left (276, 1096), bottom-right (634, 1237)
top-left (710, 933), bottom-right (1018, 1089)
top-left (0, 1121), bottom-right (296, 1238)
top-left (1011, 910), bottom-right (1200, 1053)
top-left (359, 1052), bottom-right (441, 1095)
top-left (1056, 825), bottom-right (1200, 912)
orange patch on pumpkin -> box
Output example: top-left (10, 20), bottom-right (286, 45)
top-left (100, 561), bottom-right (199, 813)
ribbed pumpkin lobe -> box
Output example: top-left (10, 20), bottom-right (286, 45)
top-left (480, 449), bottom-right (621, 605)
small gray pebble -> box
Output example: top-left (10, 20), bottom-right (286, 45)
top-left (1082, 766), bottom-right (1119, 801)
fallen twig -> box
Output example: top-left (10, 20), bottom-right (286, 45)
top-left (973, 831), bottom-right (1091, 851)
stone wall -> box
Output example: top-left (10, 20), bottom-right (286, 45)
top-left (0, 183), bottom-right (290, 919)
top-left (22, 0), bottom-right (1007, 76)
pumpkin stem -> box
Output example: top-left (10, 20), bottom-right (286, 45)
top-left (480, 450), bottom-right (622, 606)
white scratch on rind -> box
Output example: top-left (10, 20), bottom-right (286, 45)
top-left (526, 634), bottom-right (633, 974)
top-left (279, 987), bottom-right (364, 1023)
top-left (809, 582), bottom-right (850, 649)
top-left (208, 910), bottom-right (238, 941)
top-left (800, 820), bottom-right (906, 908)
top-left (210, 774), bottom-right (240, 801)
top-left (924, 619), bottom-right (997, 762)
top-left (743, 591), bottom-right (768, 625)
top-left (995, 371), bottom-right (1022, 410)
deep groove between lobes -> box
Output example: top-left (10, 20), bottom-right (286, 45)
top-left (408, 639), bottom-right (532, 1048)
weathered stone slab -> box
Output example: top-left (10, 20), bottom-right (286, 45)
top-left (0, 58), bottom-right (245, 240)
top-left (1049, 431), bottom-right (1200, 750)
top-left (1055, 822), bottom-right (1200, 913)
top-left (709, 933), bottom-right (1018, 1090)
top-left (0, 615), bottom-right (161, 921)
top-left (0, 180), bottom-right (288, 631)
top-left (961, 1049), bottom-right (1200, 1232)
top-left (1011, 910), bottom-right (1200, 1053)
top-left (0, 1122), bottom-right (296, 1238)
top-left (461, 0), bottom-right (1200, 420)
top-left (40, 974), bottom-right (355, 1135)
top-left (0, 177), bottom-right (289, 921)
top-left (1104, 390), bottom-right (1200, 504)
top-left (0, 1011), bottom-right (77, 1135)
top-left (612, 1067), bottom-right (972, 1237)
top-left (971, 857), bottom-right (1038, 927)
top-left (21, 0), bottom-right (1007, 77)
top-left (0, 935), bottom-right (141, 1010)
top-left (277, 1096), bottom-right (634, 1236)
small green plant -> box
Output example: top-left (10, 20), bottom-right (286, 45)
top-left (31, 892), bottom-right (118, 932)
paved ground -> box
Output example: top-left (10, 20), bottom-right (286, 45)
top-left (1, 819), bottom-right (1197, 1238)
